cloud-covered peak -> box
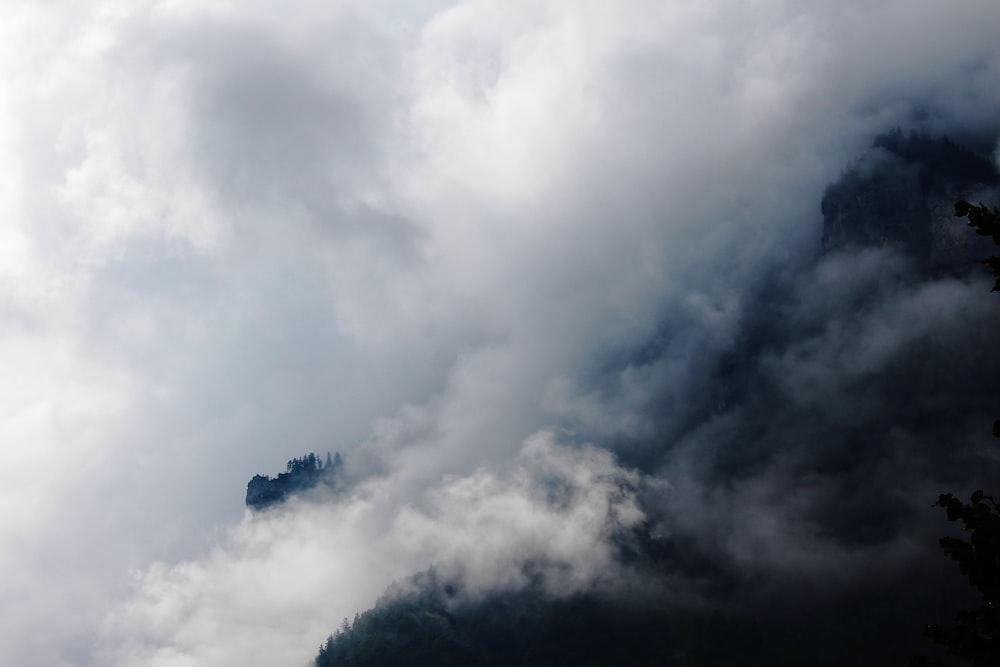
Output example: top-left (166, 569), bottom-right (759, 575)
top-left (2, 1), bottom-right (1000, 665)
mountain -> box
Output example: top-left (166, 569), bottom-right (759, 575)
top-left (821, 129), bottom-right (997, 269)
top-left (307, 130), bottom-right (1000, 666)
top-left (313, 562), bottom-right (969, 667)
top-left (245, 452), bottom-right (343, 511)
top-left (316, 573), bottom-right (680, 667)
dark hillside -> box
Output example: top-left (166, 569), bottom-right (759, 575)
top-left (312, 130), bottom-right (1000, 667)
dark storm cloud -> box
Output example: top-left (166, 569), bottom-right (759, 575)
top-left (618, 245), bottom-right (1000, 605)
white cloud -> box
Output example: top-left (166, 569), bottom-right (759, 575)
top-left (99, 433), bottom-right (642, 666)
top-left (1, 0), bottom-right (999, 664)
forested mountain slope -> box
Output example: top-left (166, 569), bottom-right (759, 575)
top-left (295, 130), bottom-right (1000, 667)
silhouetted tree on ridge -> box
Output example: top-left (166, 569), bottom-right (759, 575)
top-left (245, 451), bottom-right (344, 510)
top-left (914, 201), bottom-right (1000, 667)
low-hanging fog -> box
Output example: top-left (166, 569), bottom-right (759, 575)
top-left (2, 2), bottom-right (1000, 665)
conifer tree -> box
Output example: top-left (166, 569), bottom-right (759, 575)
top-left (914, 201), bottom-right (1000, 667)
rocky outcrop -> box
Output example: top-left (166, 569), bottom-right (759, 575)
top-left (821, 130), bottom-right (998, 269)
top-left (245, 452), bottom-right (343, 511)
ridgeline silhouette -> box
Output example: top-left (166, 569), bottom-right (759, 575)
top-left (246, 452), bottom-right (343, 511)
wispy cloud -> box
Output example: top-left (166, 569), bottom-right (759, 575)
top-left (1, 1), bottom-right (1000, 665)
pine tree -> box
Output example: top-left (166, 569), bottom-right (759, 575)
top-left (914, 201), bottom-right (1000, 666)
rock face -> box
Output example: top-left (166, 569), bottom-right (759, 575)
top-left (245, 452), bottom-right (342, 511)
top-left (821, 130), bottom-right (998, 269)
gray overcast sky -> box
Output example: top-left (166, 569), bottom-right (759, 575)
top-left (1, 1), bottom-right (1000, 665)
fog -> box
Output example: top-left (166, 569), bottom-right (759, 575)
top-left (2, 1), bottom-right (1000, 665)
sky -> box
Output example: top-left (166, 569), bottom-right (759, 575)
top-left (2, 1), bottom-right (1000, 665)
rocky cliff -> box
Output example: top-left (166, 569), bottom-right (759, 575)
top-left (821, 130), bottom-right (998, 269)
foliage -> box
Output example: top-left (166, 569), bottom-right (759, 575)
top-left (313, 570), bottom-right (934, 667)
top-left (874, 130), bottom-right (998, 192)
top-left (314, 584), bottom-right (720, 667)
top-left (914, 200), bottom-right (1000, 666)
top-left (914, 492), bottom-right (1000, 667)
top-left (954, 201), bottom-right (1000, 292)
top-left (245, 451), bottom-right (343, 510)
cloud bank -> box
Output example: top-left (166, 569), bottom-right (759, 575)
top-left (1, 1), bottom-right (1000, 665)
top-left (100, 433), bottom-right (642, 666)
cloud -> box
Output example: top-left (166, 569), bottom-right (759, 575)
top-left (1, 1), bottom-right (1000, 665)
top-left (638, 247), bottom-right (1000, 598)
top-left (99, 433), bottom-right (642, 666)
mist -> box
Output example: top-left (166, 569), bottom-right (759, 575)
top-left (2, 1), bottom-right (1000, 665)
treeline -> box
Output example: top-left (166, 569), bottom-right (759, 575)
top-left (245, 452), bottom-right (343, 510)
top-left (315, 577), bottom-right (680, 667)
top-left (313, 569), bottom-right (941, 667)
top-left (820, 129), bottom-right (998, 262)
top-left (873, 128), bottom-right (998, 191)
